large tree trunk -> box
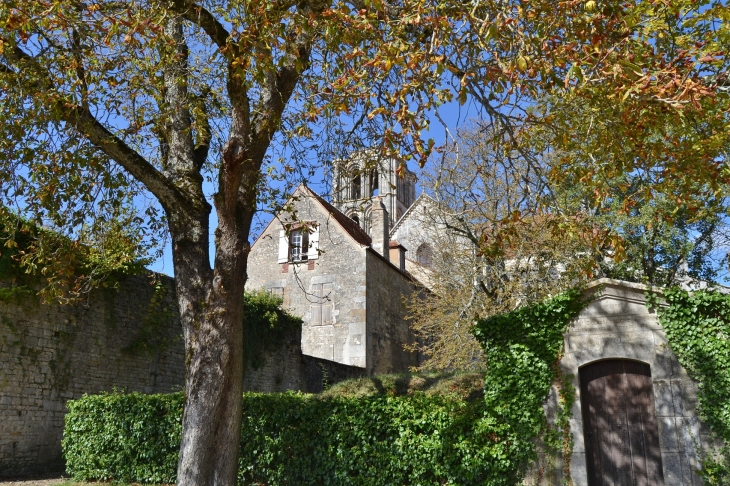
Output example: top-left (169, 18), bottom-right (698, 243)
top-left (159, 15), bottom-right (253, 485)
top-left (166, 121), bottom-right (259, 486)
top-left (158, 4), bottom-right (306, 482)
top-left (172, 210), bottom-right (249, 486)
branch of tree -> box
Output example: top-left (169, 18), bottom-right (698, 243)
top-left (5, 42), bottom-right (188, 211)
top-left (170, 0), bottom-right (231, 49)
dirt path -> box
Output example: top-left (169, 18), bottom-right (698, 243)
top-left (0, 474), bottom-right (68, 486)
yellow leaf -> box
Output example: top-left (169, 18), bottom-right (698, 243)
top-left (516, 56), bottom-right (529, 73)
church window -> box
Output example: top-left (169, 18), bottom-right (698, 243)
top-left (370, 169), bottom-right (379, 196)
top-left (351, 174), bottom-right (362, 199)
top-left (310, 283), bottom-right (334, 325)
top-left (416, 243), bottom-right (433, 268)
top-left (351, 214), bottom-right (360, 225)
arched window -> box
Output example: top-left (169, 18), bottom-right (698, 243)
top-left (370, 169), bottom-right (379, 196)
top-left (351, 174), bottom-right (362, 199)
top-left (351, 214), bottom-right (360, 225)
top-left (416, 243), bottom-right (433, 268)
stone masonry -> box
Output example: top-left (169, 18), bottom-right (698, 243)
top-left (526, 279), bottom-right (721, 486)
top-left (0, 266), bottom-right (372, 476)
top-left (0, 274), bottom-right (185, 476)
top-left (246, 184), bottom-right (420, 374)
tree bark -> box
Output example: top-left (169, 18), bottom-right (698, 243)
top-left (172, 209), bottom-right (248, 486)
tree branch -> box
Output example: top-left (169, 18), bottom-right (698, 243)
top-left (170, 0), bottom-right (231, 49)
top-left (4, 42), bottom-right (188, 211)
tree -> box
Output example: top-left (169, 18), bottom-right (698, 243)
top-left (450, 0), bottom-right (730, 219)
top-left (1, 0), bottom-right (727, 484)
top-left (596, 177), bottom-right (729, 287)
top-left (406, 125), bottom-right (595, 370)
top-left (527, 92), bottom-right (730, 288)
top-left (0, 0), bottom-right (453, 484)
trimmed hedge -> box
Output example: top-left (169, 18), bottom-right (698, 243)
top-left (64, 390), bottom-right (520, 485)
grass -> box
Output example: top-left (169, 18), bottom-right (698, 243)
top-left (320, 370), bottom-right (485, 401)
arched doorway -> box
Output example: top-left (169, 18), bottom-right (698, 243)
top-left (580, 359), bottom-right (665, 485)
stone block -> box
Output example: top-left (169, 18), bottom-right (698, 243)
top-left (658, 416), bottom-right (680, 453)
top-left (570, 452), bottom-right (589, 486)
top-left (662, 452), bottom-right (684, 486)
top-left (564, 333), bottom-right (616, 353)
top-left (652, 351), bottom-right (677, 380)
top-left (676, 416), bottom-right (702, 454)
top-left (653, 329), bottom-right (669, 346)
top-left (653, 380), bottom-right (675, 417)
top-left (679, 451), bottom-right (702, 486)
top-left (621, 331), bottom-right (655, 346)
top-left (570, 416), bottom-right (586, 453)
top-left (673, 380), bottom-right (699, 416)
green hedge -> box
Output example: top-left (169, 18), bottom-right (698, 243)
top-left (64, 390), bottom-right (524, 485)
top-left (472, 290), bottom-right (586, 481)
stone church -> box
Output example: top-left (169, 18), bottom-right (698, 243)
top-left (246, 154), bottom-right (437, 374)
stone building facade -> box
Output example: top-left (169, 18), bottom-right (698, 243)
top-left (529, 278), bottom-right (721, 486)
top-left (245, 184), bottom-right (421, 374)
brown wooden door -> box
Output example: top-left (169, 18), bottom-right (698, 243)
top-left (580, 359), bottom-right (665, 486)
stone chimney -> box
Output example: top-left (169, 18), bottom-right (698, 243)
top-left (389, 241), bottom-right (406, 272)
top-left (370, 197), bottom-right (390, 262)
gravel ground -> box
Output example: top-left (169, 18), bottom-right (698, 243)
top-left (0, 474), bottom-right (68, 486)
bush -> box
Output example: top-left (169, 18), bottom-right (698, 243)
top-left (472, 290), bottom-right (585, 481)
top-left (63, 392), bottom-right (183, 484)
top-left (660, 288), bottom-right (730, 484)
top-left (64, 390), bottom-right (511, 485)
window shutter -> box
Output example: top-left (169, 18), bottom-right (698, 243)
top-left (278, 230), bottom-right (288, 263)
top-left (322, 283), bottom-right (333, 324)
top-left (307, 224), bottom-right (319, 260)
top-left (310, 283), bottom-right (323, 325)
top-left (301, 231), bottom-right (309, 261)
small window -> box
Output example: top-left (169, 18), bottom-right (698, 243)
top-left (268, 287), bottom-right (284, 299)
top-left (290, 230), bottom-right (309, 263)
top-left (416, 243), bottom-right (433, 268)
top-left (278, 223), bottom-right (319, 264)
top-left (351, 214), bottom-right (360, 225)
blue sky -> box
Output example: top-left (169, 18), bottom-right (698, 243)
top-left (146, 94), bottom-right (482, 276)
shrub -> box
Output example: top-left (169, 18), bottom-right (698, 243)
top-left (472, 289), bottom-right (585, 482)
top-left (63, 392), bottom-right (183, 484)
top-left (64, 390), bottom-right (507, 485)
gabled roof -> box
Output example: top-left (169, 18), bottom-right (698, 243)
top-left (302, 185), bottom-right (372, 247)
top-left (389, 192), bottom-right (439, 236)
top-left (250, 184), bottom-right (372, 251)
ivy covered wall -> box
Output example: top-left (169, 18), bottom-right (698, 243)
top-left (660, 288), bottom-right (730, 485)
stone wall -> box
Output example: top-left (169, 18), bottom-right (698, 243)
top-left (525, 279), bottom-right (720, 486)
top-left (246, 188), bottom-right (371, 368)
top-left (241, 321), bottom-right (366, 393)
top-left (0, 274), bottom-right (185, 476)
top-left (365, 250), bottom-right (420, 373)
top-left (1, 270), bottom-right (368, 477)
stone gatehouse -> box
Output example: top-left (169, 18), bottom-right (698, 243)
top-left (530, 279), bottom-right (722, 486)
